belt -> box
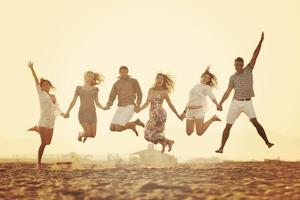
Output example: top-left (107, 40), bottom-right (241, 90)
top-left (235, 98), bottom-right (251, 101)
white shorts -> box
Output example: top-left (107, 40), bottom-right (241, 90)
top-left (38, 117), bottom-right (55, 129)
top-left (186, 108), bottom-right (205, 120)
top-left (226, 100), bottom-right (256, 124)
top-left (111, 105), bottom-right (135, 126)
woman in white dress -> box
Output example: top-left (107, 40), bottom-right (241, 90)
top-left (180, 67), bottom-right (221, 136)
top-left (27, 61), bottom-right (65, 170)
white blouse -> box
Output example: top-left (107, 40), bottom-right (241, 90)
top-left (186, 83), bottom-right (216, 110)
top-left (36, 85), bottom-right (62, 120)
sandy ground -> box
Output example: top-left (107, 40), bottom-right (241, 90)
top-left (0, 161), bottom-right (299, 200)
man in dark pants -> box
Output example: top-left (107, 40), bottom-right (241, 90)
top-left (216, 32), bottom-right (274, 153)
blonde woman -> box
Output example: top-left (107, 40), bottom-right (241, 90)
top-left (26, 61), bottom-right (65, 170)
top-left (138, 73), bottom-right (182, 153)
top-left (180, 67), bottom-right (221, 136)
top-left (65, 71), bottom-right (107, 143)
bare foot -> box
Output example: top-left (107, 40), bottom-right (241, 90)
top-left (27, 126), bottom-right (39, 133)
top-left (131, 126), bottom-right (139, 136)
top-left (135, 119), bottom-right (145, 128)
top-left (212, 115), bottom-right (221, 122)
top-left (267, 143), bottom-right (274, 148)
top-left (161, 143), bottom-right (166, 154)
top-left (168, 140), bottom-right (174, 152)
top-left (36, 163), bottom-right (41, 171)
top-left (215, 148), bottom-right (223, 154)
top-left (78, 132), bottom-right (83, 142)
top-left (83, 137), bottom-right (88, 143)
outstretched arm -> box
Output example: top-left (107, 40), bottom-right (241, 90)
top-left (27, 61), bottom-right (39, 85)
top-left (138, 89), bottom-right (151, 112)
top-left (217, 85), bottom-right (233, 111)
top-left (248, 32), bottom-right (264, 69)
top-left (165, 93), bottom-right (181, 120)
top-left (65, 93), bottom-right (79, 117)
top-left (95, 95), bottom-right (107, 110)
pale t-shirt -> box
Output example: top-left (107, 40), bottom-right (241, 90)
top-left (186, 83), bottom-right (216, 111)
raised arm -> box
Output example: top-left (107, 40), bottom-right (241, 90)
top-left (248, 32), bottom-right (264, 69)
top-left (164, 92), bottom-right (181, 120)
top-left (27, 61), bottom-right (39, 85)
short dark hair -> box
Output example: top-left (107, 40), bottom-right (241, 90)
top-left (235, 57), bottom-right (244, 63)
top-left (119, 66), bottom-right (128, 72)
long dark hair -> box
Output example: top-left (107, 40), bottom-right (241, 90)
top-left (201, 66), bottom-right (218, 88)
top-left (153, 73), bottom-right (175, 93)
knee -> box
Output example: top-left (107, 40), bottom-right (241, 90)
top-left (186, 128), bottom-right (193, 135)
top-left (114, 125), bottom-right (122, 132)
top-left (40, 143), bottom-right (47, 148)
top-left (90, 131), bottom-right (96, 138)
top-left (196, 130), bottom-right (204, 136)
top-left (110, 124), bottom-right (116, 132)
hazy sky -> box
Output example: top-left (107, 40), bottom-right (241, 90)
top-left (0, 0), bottom-right (299, 161)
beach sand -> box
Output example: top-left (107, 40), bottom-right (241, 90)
top-left (0, 161), bottom-right (299, 200)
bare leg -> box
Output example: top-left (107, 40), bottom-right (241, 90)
top-left (250, 118), bottom-right (274, 148)
top-left (160, 141), bottom-right (167, 154)
top-left (114, 121), bottom-right (139, 136)
top-left (37, 127), bottom-right (53, 170)
top-left (186, 120), bottom-right (195, 135)
top-left (80, 123), bottom-right (91, 143)
top-left (196, 115), bottom-right (221, 136)
top-left (216, 124), bottom-right (232, 153)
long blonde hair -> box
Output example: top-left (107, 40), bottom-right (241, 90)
top-left (84, 71), bottom-right (104, 86)
top-left (152, 73), bottom-right (175, 93)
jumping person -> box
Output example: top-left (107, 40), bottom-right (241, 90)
top-left (64, 71), bottom-right (107, 143)
top-left (215, 32), bottom-right (274, 153)
top-left (138, 73), bottom-right (182, 153)
top-left (26, 61), bottom-right (65, 170)
top-left (180, 67), bottom-right (221, 136)
top-left (104, 66), bottom-right (144, 136)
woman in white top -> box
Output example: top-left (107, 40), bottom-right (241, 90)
top-left (180, 67), bottom-right (221, 136)
top-left (27, 61), bottom-right (65, 170)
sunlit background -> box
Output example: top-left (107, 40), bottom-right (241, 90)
top-left (0, 0), bottom-right (299, 161)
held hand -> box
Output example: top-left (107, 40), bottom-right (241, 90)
top-left (28, 61), bottom-right (34, 69)
top-left (217, 104), bottom-right (223, 111)
top-left (179, 113), bottom-right (186, 120)
top-left (177, 113), bottom-right (183, 121)
top-left (134, 105), bottom-right (140, 113)
top-left (63, 113), bottom-right (70, 118)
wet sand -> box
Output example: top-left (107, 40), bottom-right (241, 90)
top-left (0, 161), bottom-right (299, 200)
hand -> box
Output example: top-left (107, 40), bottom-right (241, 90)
top-left (179, 113), bottom-right (186, 120)
top-left (134, 105), bottom-right (140, 113)
top-left (63, 113), bottom-right (70, 118)
top-left (28, 61), bottom-right (34, 69)
top-left (217, 104), bottom-right (223, 111)
top-left (260, 32), bottom-right (264, 42)
top-left (177, 113), bottom-right (183, 121)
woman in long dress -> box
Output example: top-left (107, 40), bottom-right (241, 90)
top-left (138, 73), bottom-right (182, 153)
top-left (26, 61), bottom-right (65, 170)
top-left (64, 71), bottom-right (108, 143)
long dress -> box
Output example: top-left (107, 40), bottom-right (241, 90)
top-left (144, 93), bottom-right (167, 144)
